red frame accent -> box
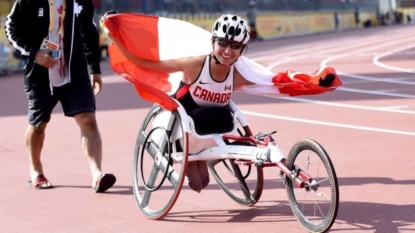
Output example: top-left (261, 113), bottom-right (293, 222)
top-left (222, 134), bottom-right (257, 145)
top-left (298, 169), bottom-right (313, 183)
top-left (277, 161), bottom-right (305, 188)
top-left (222, 125), bottom-right (313, 189)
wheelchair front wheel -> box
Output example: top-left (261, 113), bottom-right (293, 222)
top-left (285, 138), bottom-right (339, 233)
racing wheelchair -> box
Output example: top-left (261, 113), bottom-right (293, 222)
top-left (132, 99), bottom-right (339, 233)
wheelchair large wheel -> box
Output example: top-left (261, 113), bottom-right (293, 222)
top-left (285, 138), bottom-right (339, 233)
top-left (207, 142), bottom-right (264, 206)
top-left (132, 104), bottom-right (189, 219)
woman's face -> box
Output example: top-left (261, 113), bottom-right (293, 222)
top-left (212, 37), bottom-right (244, 65)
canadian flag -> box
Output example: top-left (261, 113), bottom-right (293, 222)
top-left (102, 13), bottom-right (342, 110)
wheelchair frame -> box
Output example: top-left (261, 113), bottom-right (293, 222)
top-left (132, 99), bottom-right (339, 233)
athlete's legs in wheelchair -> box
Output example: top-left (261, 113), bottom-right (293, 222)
top-left (186, 135), bottom-right (216, 193)
top-left (164, 130), bottom-right (215, 193)
top-left (183, 106), bottom-right (234, 193)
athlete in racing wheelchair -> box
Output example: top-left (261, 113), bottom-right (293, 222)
top-left (102, 12), bottom-right (341, 233)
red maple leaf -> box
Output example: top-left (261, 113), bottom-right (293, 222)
top-left (57, 5), bottom-right (64, 14)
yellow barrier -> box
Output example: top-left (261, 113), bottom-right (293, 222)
top-left (0, 0), bottom-right (11, 18)
top-left (338, 12), bottom-right (354, 29)
top-left (400, 7), bottom-right (415, 21)
top-left (254, 13), bottom-right (286, 37)
top-left (255, 10), bottom-right (383, 39)
top-left (255, 12), bottom-right (333, 39)
top-left (0, 21), bottom-right (6, 44)
top-left (359, 11), bottom-right (378, 26)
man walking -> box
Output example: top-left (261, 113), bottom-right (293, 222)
top-left (5, 0), bottom-right (116, 192)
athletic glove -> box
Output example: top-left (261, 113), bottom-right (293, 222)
top-left (319, 73), bottom-right (335, 87)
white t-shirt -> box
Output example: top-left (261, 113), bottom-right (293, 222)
top-left (48, 0), bottom-right (70, 87)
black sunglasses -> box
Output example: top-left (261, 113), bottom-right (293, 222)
top-left (215, 38), bottom-right (244, 50)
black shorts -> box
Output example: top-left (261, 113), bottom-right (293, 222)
top-left (187, 106), bottom-right (234, 135)
top-left (25, 79), bottom-right (95, 128)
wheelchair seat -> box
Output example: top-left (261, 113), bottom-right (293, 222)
top-left (152, 99), bottom-right (248, 141)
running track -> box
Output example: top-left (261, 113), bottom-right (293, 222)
top-left (0, 24), bottom-right (414, 233)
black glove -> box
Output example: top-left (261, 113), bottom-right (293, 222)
top-left (104, 10), bottom-right (117, 17)
top-left (101, 10), bottom-right (117, 26)
top-left (319, 74), bottom-right (335, 87)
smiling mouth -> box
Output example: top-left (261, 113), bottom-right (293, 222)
top-left (221, 54), bottom-right (231, 59)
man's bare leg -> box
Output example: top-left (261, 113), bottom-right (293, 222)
top-left (74, 112), bottom-right (103, 188)
top-left (26, 122), bottom-right (53, 188)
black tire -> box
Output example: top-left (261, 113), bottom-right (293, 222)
top-left (285, 138), bottom-right (339, 233)
top-left (207, 141), bottom-right (264, 206)
top-left (132, 104), bottom-right (188, 219)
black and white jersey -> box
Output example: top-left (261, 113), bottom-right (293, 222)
top-left (173, 55), bottom-right (234, 111)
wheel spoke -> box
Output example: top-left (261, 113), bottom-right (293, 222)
top-left (301, 190), bottom-right (306, 214)
top-left (207, 155), bottom-right (263, 206)
top-left (142, 164), bottom-right (160, 207)
top-left (316, 177), bottom-right (331, 185)
top-left (313, 197), bottom-right (326, 219)
top-left (317, 191), bottom-right (332, 201)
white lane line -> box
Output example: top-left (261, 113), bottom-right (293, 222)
top-left (257, 30), bottom-right (415, 65)
top-left (369, 88), bottom-right (415, 92)
top-left (258, 34), bottom-right (415, 88)
top-left (337, 71), bottom-right (415, 85)
top-left (249, 35), bottom-right (360, 60)
top-left (342, 80), bottom-right (375, 84)
top-left (254, 39), bottom-right (356, 63)
top-left (392, 77), bottom-right (415, 81)
top-left (248, 27), bottom-right (415, 61)
top-left (372, 44), bottom-right (415, 73)
top-left (242, 110), bottom-right (415, 136)
top-left (376, 105), bottom-right (408, 110)
top-left (312, 51), bottom-right (414, 57)
top-left (271, 96), bottom-right (415, 114)
top-left (338, 86), bottom-right (415, 98)
top-left (267, 35), bottom-right (415, 70)
top-left (320, 36), bottom-right (415, 67)
top-left (241, 28), bottom-right (415, 126)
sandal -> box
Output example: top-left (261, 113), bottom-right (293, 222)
top-left (26, 175), bottom-right (54, 189)
top-left (94, 173), bottom-right (116, 193)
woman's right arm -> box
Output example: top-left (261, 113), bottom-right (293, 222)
top-left (108, 33), bottom-right (186, 74)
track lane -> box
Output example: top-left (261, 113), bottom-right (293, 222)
top-left (1, 24), bottom-right (415, 233)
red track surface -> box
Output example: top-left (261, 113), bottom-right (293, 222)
top-left (1, 24), bottom-right (414, 233)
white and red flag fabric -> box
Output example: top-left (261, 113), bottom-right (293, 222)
top-left (101, 13), bottom-right (342, 110)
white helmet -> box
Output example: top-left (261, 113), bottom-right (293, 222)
top-left (212, 14), bottom-right (250, 45)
